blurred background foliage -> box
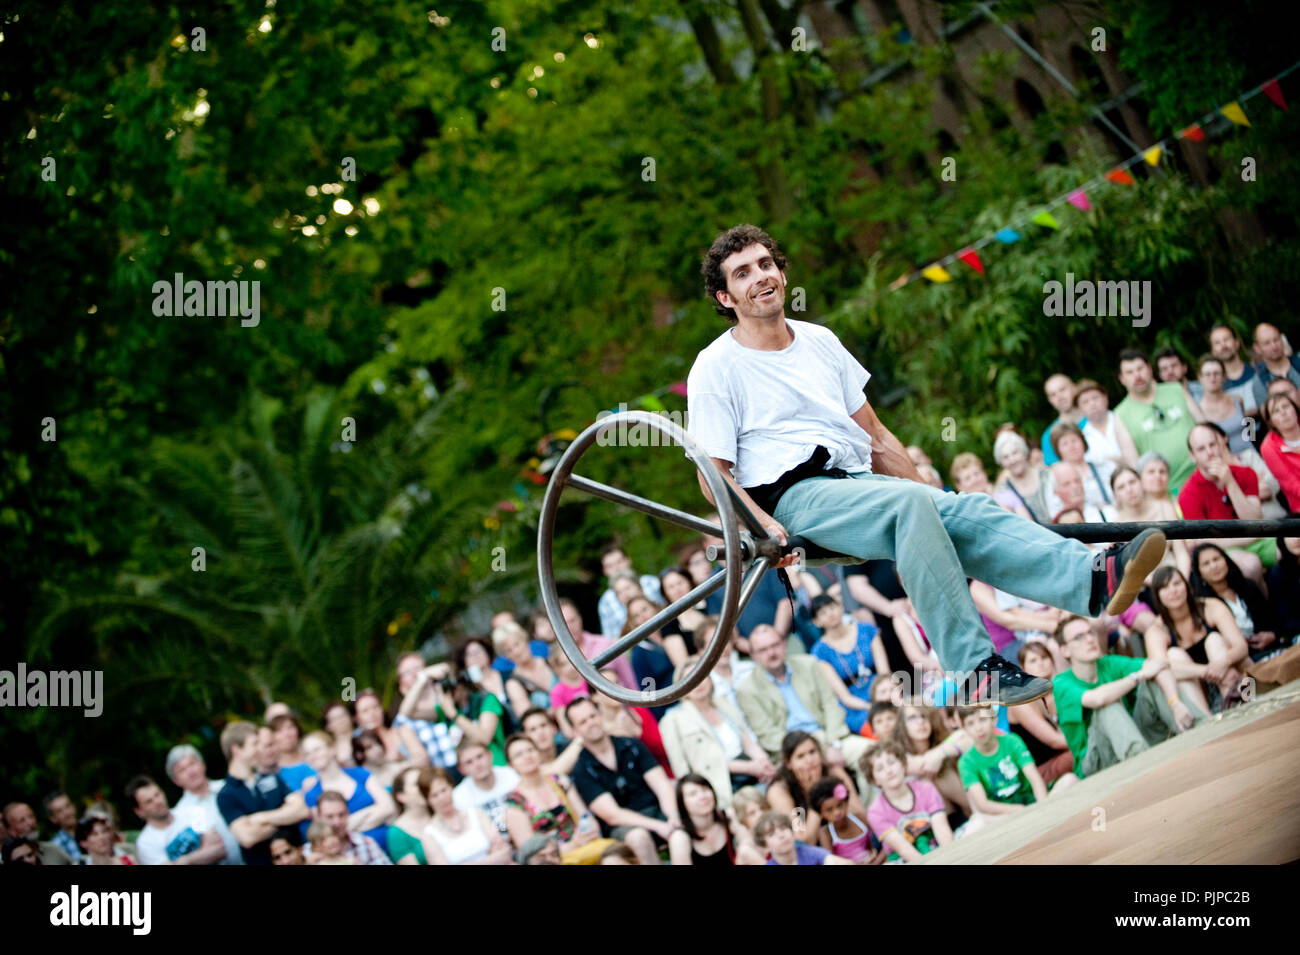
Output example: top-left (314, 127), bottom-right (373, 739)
top-left (1, 0), bottom-right (1296, 806)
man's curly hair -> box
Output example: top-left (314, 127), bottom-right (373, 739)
top-left (701, 224), bottom-right (788, 325)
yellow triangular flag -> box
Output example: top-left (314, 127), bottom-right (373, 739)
top-left (1143, 145), bottom-right (1163, 166)
top-left (1220, 101), bottom-right (1251, 127)
top-left (922, 264), bottom-right (952, 283)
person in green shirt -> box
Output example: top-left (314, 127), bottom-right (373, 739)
top-left (1113, 348), bottom-right (1206, 495)
top-left (957, 707), bottom-right (1075, 823)
top-left (1050, 614), bottom-right (1203, 778)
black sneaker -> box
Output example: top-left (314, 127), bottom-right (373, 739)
top-left (1091, 528), bottom-right (1167, 617)
top-left (960, 654), bottom-right (1053, 707)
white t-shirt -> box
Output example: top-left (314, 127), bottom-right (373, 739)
top-left (176, 780), bottom-right (243, 865)
top-left (687, 319), bottom-right (873, 488)
top-left (134, 805), bottom-right (209, 865)
top-left (452, 766), bottom-right (521, 835)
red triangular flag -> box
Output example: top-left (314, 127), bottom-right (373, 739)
top-left (1262, 78), bottom-right (1288, 111)
top-left (1177, 124), bottom-right (1206, 142)
top-left (956, 248), bottom-right (984, 275)
top-left (1106, 167), bottom-right (1136, 185)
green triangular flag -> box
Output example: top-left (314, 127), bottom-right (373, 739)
top-left (1031, 209), bottom-right (1060, 230)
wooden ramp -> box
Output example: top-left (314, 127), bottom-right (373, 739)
top-left (921, 681), bottom-right (1300, 865)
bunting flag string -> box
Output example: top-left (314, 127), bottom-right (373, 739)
top-left (890, 60), bottom-right (1298, 291)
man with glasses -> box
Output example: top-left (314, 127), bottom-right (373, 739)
top-left (1114, 348), bottom-right (1206, 495)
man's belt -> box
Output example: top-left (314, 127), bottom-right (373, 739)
top-left (742, 445), bottom-right (850, 518)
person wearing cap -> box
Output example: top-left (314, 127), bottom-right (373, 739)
top-left (167, 743), bottom-right (244, 864)
top-left (517, 833), bottom-right (561, 865)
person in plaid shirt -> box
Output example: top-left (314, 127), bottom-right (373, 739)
top-left (306, 792), bottom-right (391, 865)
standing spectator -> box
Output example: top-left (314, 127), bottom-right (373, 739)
top-left (1253, 322), bottom-right (1300, 390)
top-left (1188, 543), bottom-right (1285, 662)
top-left (502, 734), bottom-right (603, 864)
top-left (307, 791), bottom-right (392, 865)
top-left (566, 697), bottom-right (679, 865)
top-left (659, 657), bottom-right (775, 806)
top-left (1261, 393), bottom-right (1300, 509)
top-left (451, 740), bottom-right (521, 836)
top-left (1194, 356), bottom-right (1252, 454)
top-left (386, 766), bottom-right (432, 864)
top-left (667, 774), bottom-right (755, 866)
top-left (128, 776), bottom-right (225, 866)
top-left (75, 815), bottom-right (134, 866)
top-left (1040, 374), bottom-right (1087, 466)
top-left (216, 721), bottom-right (309, 866)
top-left (1178, 423), bottom-right (1271, 581)
top-left (420, 767), bottom-right (512, 865)
top-left (1076, 378), bottom-right (1139, 472)
top-left (269, 714), bottom-right (313, 791)
top-left (2, 802), bottom-right (73, 865)
top-left (736, 623), bottom-right (871, 770)
top-left (993, 431), bottom-right (1051, 523)
top-left (754, 811), bottom-right (852, 865)
top-left (42, 791), bottom-right (83, 864)
top-left (597, 545), bottom-right (664, 639)
top-left (299, 730), bottom-right (397, 852)
top-left (1208, 324), bottom-right (1267, 418)
top-left (810, 594), bottom-right (888, 735)
top-left (1114, 348), bottom-right (1203, 495)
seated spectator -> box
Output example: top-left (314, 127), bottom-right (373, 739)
top-left (861, 740), bottom-right (954, 863)
top-left (1195, 355), bottom-right (1253, 454)
top-left (659, 657), bottom-right (775, 806)
top-left (3, 836), bottom-right (42, 865)
top-left (766, 730), bottom-right (867, 847)
top-left (1147, 567), bottom-right (1249, 713)
top-left (1006, 643), bottom-right (1075, 786)
top-left (753, 811), bottom-right (852, 866)
top-left (868, 701), bottom-right (898, 741)
top-left (668, 773), bottom-right (757, 866)
top-left (736, 623), bottom-right (871, 771)
top-left (437, 668), bottom-right (509, 766)
top-left (599, 842), bottom-right (640, 865)
top-left (1155, 346), bottom-right (1201, 402)
top-left (268, 827), bottom-right (306, 865)
top-left (1138, 451), bottom-right (1178, 511)
top-left (950, 451), bottom-right (1032, 518)
top-left (566, 696), bottom-right (679, 865)
top-left (420, 767), bottom-right (513, 865)
top-left (623, 594), bottom-right (689, 699)
top-left (889, 703), bottom-right (971, 817)
top-left (43, 791), bottom-right (83, 864)
top-left (730, 786), bottom-right (770, 842)
top-left (597, 545), bottom-right (665, 639)
top-left (696, 616), bottom-right (755, 713)
top-left (957, 706), bottom-right (1074, 828)
top-left (1189, 543), bottom-right (1286, 663)
top-left (970, 579), bottom-right (1066, 671)
top-left (269, 714), bottom-right (313, 791)
top-left (322, 701), bottom-right (360, 767)
top-left (76, 815), bottom-right (134, 865)
top-left (591, 674), bottom-right (673, 774)
top-left (518, 833), bottom-right (562, 865)
top-left (503, 733), bottom-right (606, 864)
top-left (811, 778), bottom-right (883, 864)
top-left (659, 565), bottom-right (708, 640)
top-left (307, 792), bottom-right (391, 865)
top-left (454, 637), bottom-right (509, 707)
top-left (548, 642), bottom-right (589, 718)
top-left (1114, 348), bottom-right (1202, 495)
top-left (1048, 461), bottom-right (1113, 523)
top-left (810, 594), bottom-right (888, 735)
top-left (1179, 422), bottom-right (1271, 582)
top-left (1253, 322), bottom-right (1300, 390)
top-left (1050, 613), bottom-right (1203, 778)
top-left (2, 801), bottom-right (73, 865)
top-left (452, 739), bottom-right (521, 837)
top-left (1269, 524), bottom-right (1300, 645)
top-left (1261, 393), bottom-right (1300, 509)
top-left (128, 775), bottom-right (225, 866)
top-left (386, 767), bottom-right (432, 864)
top-left (993, 430), bottom-right (1052, 523)
top-left (1208, 323), bottom-right (1267, 418)
top-left (497, 621), bottom-right (557, 717)
top-left (1040, 373), bottom-right (1087, 466)
top-left (353, 729), bottom-right (402, 791)
top-left (299, 730), bottom-right (396, 852)
top-left (216, 721), bottom-right (309, 866)
top-left (1076, 378), bottom-right (1139, 471)
top-left (355, 688), bottom-right (426, 770)
top-left (556, 596), bottom-right (636, 690)
top-left (519, 706), bottom-right (583, 779)
top-left (81, 801), bottom-right (134, 861)
top-left (1111, 465), bottom-right (1190, 575)
top-left (392, 657), bottom-right (462, 773)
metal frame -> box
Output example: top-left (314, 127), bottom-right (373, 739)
top-left (537, 411), bottom-right (775, 706)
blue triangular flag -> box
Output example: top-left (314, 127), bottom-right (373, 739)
top-left (993, 228), bottom-right (1022, 244)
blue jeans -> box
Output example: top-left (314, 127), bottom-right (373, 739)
top-left (773, 473), bottom-right (1095, 675)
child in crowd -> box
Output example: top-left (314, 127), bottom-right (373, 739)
top-left (306, 821), bottom-right (353, 865)
top-left (957, 706), bottom-right (1072, 829)
top-left (752, 811), bottom-right (852, 866)
top-left (862, 741), bottom-right (953, 864)
top-left (810, 778), bottom-right (883, 864)
top-left (548, 643), bottom-right (589, 714)
top-left (868, 701), bottom-right (897, 741)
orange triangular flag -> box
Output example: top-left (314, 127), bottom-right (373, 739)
top-left (1177, 124), bottom-right (1205, 142)
top-left (1106, 167), bottom-right (1136, 185)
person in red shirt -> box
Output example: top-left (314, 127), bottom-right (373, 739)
top-left (1178, 423), bottom-right (1267, 586)
top-left (1261, 394), bottom-right (1300, 512)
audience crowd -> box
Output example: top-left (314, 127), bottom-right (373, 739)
top-left (4, 324), bottom-right (1298, 867)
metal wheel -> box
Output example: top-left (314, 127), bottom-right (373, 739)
top-left (536, 410), bottom-right (783, 706)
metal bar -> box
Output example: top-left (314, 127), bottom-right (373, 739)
top-left (1047, 519), bottom-right (1300, 545)
top-left (734, 556), bottom-right (772, 620)
top-left (725, 482), bottom-right (769, 537)
top-left (590, 568), bottom-right (729, 669)
top-left (568, 473), bottom-right (722, 539)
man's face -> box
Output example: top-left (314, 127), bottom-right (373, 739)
top-left (523, 713), bottom-right (556, 752)
top-left (601, 549), bottom-right (631, 579)
top-left (750, 626), bottom-right (786, 675)
top-left (1209, 327), bottom-right (1239, 362)
top-left (1157, 354), bottom-right (1187, 383)
top-left (570, 701), bottom-right (605, 744)
top-left (1188, 426), bottom-right (1226, 470)
top-left (1254, 324), bottom-right (1284, 361)
top-left (1044, 375), bottom-right (1076, 414)
top-left (1270, 379), bottom-right (1300, 406)
top-left (962, 709), bottom-right (997, 744)
top-left (256, 727), bottom-right (280, 771)
top-left (319, 799), bottom-right (350, 838)
top-left (1051, 464), bottom-right (1084, 510)
top-left (4, 803), bottom-right (37, 838)
top-left (1119, 358), bottom-right (1153, 395)
top-left (1076, 388), bottom-right (1108, 422)
top-left (170, 754), bottom-right (207, 793)
top-left (1059, 620), bottom-right (1099, 662)
top-left (612, 578), bottom-right (641, 606)
top-left (954, 464), bottom-right (990, 495)
top-left (47, 795), bottom-right (77, 831)
top-left (133, 784), bottom-right (171, 823)
top-left (458, 745), bottom-right (492, 782)
top-left (718, 243), bottom-right (787, 322)
top-left (270, 838), bottom-right (304, 865)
